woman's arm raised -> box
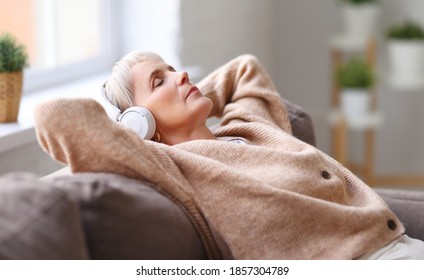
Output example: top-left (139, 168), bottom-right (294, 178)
top-left (34, 98), bottom-right (181, 186)
top-left (197, 54), bottom-right (292, 133)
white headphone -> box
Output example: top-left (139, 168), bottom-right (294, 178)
top-left (99, 83), bottom-right (156, 140)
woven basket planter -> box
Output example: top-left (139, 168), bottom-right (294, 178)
top-left (0, 71), bottom-right (23, 123)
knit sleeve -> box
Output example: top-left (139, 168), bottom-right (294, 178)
top-left (197, 54), bottom-right (292, 133)
top-left (34, 98), bottom-right (179, 186)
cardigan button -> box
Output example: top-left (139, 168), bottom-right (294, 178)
top-left (321, 170), bottom-right (331, 179)
top-left (387, 219), bottom-right (397, 231)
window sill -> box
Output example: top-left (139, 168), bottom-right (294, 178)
top-left (0, 72), bottom-right (109, 153)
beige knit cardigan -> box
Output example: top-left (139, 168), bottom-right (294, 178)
top-left (34, 54), bottom-right (403, 260)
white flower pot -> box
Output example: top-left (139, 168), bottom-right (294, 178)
top-left (387, 40), bottom-right (424, 88)
top-left (341, 4), bottom-right (380, 43)
top-left (341, 89), bottom-right (371, 120)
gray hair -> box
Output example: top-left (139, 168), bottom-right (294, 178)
top-left (104, 51), bottom-right (160, 111)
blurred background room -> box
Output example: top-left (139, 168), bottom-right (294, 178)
top-left (0, 0), bottom-right (423, 190)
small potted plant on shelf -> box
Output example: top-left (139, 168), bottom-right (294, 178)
top-left (0, 32), bottom-right (29, 123)
top-left (386, 20), bottom-right (424, 89)
top-left (336, 58), bottom-right (374, 120)
top-left (338, 0), bottom-right (380, 43)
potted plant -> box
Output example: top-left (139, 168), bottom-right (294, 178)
top-left (386, 20), bottom-right (424, 89)
top-left (0, 32), bottom-right (29, 123)
top-left (336, 58), bottom-right (374, 120)
top-left (338, 0), bottom-right (380, 43)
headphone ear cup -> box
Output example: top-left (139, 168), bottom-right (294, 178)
top-left (119, 107), bottom-right (156, 140)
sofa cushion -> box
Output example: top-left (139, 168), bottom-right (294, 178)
top-left (48, 173), bottom-right (207, 260)
top-left (0, 172), bottom-right (88, 259)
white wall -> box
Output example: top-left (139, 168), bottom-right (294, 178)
top-left (118, 0), bottom-right (181, 67)
top-left (179, 0), bottom-right (279, 80)
top-left (275, 0), bottom-right (338, 153)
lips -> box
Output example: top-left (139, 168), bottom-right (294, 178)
top-left (186, 86), bottom-right (199, 100)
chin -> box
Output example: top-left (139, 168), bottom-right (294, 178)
top-left (202, 98), bottom-right (213, 117)
top-left (192, 98), bottom-right (213, 122)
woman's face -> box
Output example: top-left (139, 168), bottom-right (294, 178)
top-left (130, 54), bottom-right (213, 136)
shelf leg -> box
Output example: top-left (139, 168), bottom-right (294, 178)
top-left (363, 129), bottom-right (376, 186)
top-left (331, 118), bottom-right (348, 166)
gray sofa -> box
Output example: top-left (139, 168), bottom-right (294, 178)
top-left (1, 99), bottom-right (423, 259)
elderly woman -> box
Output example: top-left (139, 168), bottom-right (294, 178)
top-left (35, 51), bottom-right (424, 260)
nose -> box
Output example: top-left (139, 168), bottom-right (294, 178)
top-left (176, 71), bottom-right (189, 86)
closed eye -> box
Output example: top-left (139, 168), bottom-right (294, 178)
top-left (153, 78), bottom-right (164, 88)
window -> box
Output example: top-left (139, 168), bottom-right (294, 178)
top-left (0, 0), bottom-right (116, 91)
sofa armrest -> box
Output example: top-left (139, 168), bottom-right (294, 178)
top-left (375, 188), bottom-right (424, 241)
top-left (48, 173), bottom-right (208, 259)
top-left (0, 173), bottom-right (89, 259)
top-left (282, 98), bottom-right (316, 146)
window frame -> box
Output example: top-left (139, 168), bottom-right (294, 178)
top-left (23, 0), bottom-right (118, 92)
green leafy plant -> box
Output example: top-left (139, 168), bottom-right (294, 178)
top-left (336, 58), bottom-right (374, 89)
top-left (0, 32), bottom-right (29, 72)
top-left (387, 20), bottom-right (424, 40)
top-left (339, 0), bottom-right (378, 5)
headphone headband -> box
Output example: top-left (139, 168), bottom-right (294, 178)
top-left (100, 83), bottom-right (121, 121)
